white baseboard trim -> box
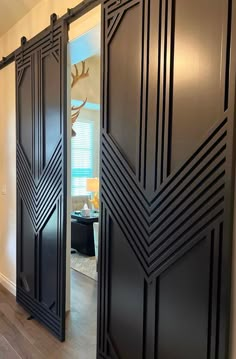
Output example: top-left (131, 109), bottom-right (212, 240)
top-left (0, 273), bottom-right (16, 296)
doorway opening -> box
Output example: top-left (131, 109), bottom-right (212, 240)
top-left (66, 5), bottom-right (101, 354)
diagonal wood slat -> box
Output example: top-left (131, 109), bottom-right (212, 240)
top-left (16, 138), bottom-right (63, 233)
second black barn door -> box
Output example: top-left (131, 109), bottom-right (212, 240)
top-left (98, 0), bottom-right (235, 358)
top-left (15, 19), bottom-right (67, 341)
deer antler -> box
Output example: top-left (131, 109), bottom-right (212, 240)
top-left (71, 61), bottom-right (89, 88)
top-left (71, 99), bottom-right (87, 125)
top-left (71, 99), bottom-right (87, 137)
top-left (71, 60), bottom-right (90, 137)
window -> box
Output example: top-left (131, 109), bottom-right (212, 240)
top-left (71, 119), bottom-right (94, 196)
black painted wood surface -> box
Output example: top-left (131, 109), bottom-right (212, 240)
top-left (98, 0), bottom-right (236, 358)
top-left (15, 20), bottom-right (68, 341)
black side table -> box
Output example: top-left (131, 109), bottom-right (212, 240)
top-left (71, 212), bottom-right (99, 256)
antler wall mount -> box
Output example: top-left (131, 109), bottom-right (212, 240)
top-left (71, 61), bottom-right (89, 137)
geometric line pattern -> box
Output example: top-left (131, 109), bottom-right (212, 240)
top-left (99, 0), bottom-right (233, 357)
top-left (106, 0), bottom-right (140, 19)
top-left (16, 137), bottom-right (62, 233)
top-left (101, 118), bottom-right (227, 280)
top-left (106, 0), bottom-right (140, 44)
top-left (15, 20), bottom-right (66, 342)
top-left (17, 286), bottom-right (62, 338)
top-left (15, 25), bottom-right (62, 71)
top-left (102, 222), bottom-right (223, 358)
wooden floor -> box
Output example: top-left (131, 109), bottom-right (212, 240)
top-left (0, 270), bottom-right (97, 359)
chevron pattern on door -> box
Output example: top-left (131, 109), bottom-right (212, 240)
top-left (15, 21), bottom-right (67, 341)
top-left (98, 0), bottom-right (235, 358)
top-left (16, 138), bottom-right (62, 233)
top-left (101, 118), bottom-right (226, 279)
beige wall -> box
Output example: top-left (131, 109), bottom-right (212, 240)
top-left (0, 0), bottom-right (100, 296)
top-left (0, 63), bottom-right (16, 293)
top-left (71, 55), bottom-right (100, 104)
top-left (0, 0), bottom-right (80, 58)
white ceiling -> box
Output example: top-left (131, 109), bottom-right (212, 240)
top-left (0, 0), bottom-right (42, 37)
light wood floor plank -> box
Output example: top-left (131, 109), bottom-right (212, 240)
top-left (0, 335), bottom-right (22, 359)
top-left (0, 270), bottom-right (97, 358)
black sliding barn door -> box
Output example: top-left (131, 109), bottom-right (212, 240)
top-left (98, 0), bottom-right (235, 358)
top-left (15, 20), bottom-right (67, 341)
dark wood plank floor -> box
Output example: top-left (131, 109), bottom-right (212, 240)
top-left (0, 270), bottom-right (97, 359)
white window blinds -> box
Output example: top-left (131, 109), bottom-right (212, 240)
top-left (71, 119), bottom-right (94, 196)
